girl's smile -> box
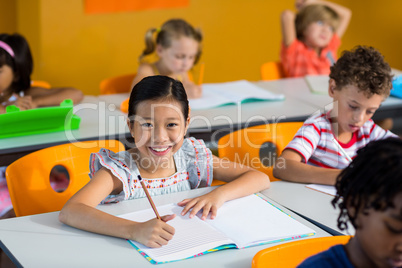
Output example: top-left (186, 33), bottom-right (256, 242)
top-left (148, 146), bottom-right (173, 156)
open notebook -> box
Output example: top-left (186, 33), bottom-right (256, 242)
top-left (119, 194), bottom-right (315, 264)
top-left (188, 80), bottom-right (284, 110)
top-left (305, 75), bottom-right (330, 95)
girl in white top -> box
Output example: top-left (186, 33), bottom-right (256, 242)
top-left (59, 75), bottom-right (270, 248)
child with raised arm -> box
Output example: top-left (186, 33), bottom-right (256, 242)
top-left (131, 19), bottom-right (202, 99)
top-left (281, 0), bottom-right (351, 77)
top-left (273, 46), bottom-right (397, 185)
top-left (298, 138), bottom-right (402, 268)
top-left (59, 75), bottom-right (270, 248)
top-left (0, 33), bottom-right (83, 113)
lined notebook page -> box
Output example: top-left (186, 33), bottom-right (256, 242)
top-left (119, 194), bottom-right (315, 263)
top-left (306, 184), bottom-right (336, 196)
top-left (120, 204), bottom-right (234, 263)
top-left (205, 194), bottom-right (315, 248)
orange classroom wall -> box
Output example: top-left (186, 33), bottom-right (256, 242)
top-left (3, 0), bottom-right (402, 95)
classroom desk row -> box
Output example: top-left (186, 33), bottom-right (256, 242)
top-left (0, 184), bottom-right (336, 268)
top-left (1, 76), bottom-right (402, 166)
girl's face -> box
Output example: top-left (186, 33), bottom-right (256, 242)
top-left (329, 80), bottom-right (384, 138)
top-left (157, 36), bottom-right (199, 75)
top-left (0, 64), bottom-right (14, 94)
top-left (303, 20), bottom-right (334, 50)
top-left (351, 193), bottom-right (402, 268)
top-left (128, 99), bottom-right (190, 172)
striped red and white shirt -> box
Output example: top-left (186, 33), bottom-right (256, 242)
top-left (285, 111), bottom-right (397, 169)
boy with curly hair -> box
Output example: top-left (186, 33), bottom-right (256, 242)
top-left (273, 46), bottom-right (397, 185)
top-left (298, 138), bottom-right (402, 267)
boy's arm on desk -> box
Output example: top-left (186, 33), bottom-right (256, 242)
top-left (273, 149), bottom-right (341, 185)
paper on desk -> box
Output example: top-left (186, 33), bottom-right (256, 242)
top-left (305, 75), bottom-right (330, 95)
top-left (306, 184), bottom-right (336, 196)
top-left (189, 80), bottom-right (284, 110)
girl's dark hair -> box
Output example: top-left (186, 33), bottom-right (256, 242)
top-left (332, 138), bottom-right (402, 231)
top-left (128, 75), bottom-right (189, 121)
top-left (0, 33), bottom-right (33, 94)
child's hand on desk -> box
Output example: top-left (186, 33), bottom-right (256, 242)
top-left (8, 94), bottom-right (34, 110)
top-left (178, 191), bottom-right (225, 220)
top-left (133, 214), bottom-right (176, 248)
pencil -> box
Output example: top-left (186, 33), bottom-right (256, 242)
top-left (198, 62), bottom-right (205, 85)
top-left (138, 175), bottom-right (161, 220)
top-left (332, 138), bottom-right (352, 162)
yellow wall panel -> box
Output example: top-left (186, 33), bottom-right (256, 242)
top-left (0, 0), bottom-right (17, 33)
top-left (1, 0), bottom-right (402, 95)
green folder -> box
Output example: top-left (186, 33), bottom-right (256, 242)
top-left (0, 99), bottom-right (81, 138)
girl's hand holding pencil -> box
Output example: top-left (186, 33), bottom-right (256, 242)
top-left (137, 175), bottom-right (176, 248)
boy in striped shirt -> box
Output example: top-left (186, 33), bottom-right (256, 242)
top-left (273, 46), bottom-right (397, 185)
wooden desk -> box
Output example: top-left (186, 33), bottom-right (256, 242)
top-left (0, 187), bottom-right (330, 268)
top-left (261, 181), bottom-right (355, 236)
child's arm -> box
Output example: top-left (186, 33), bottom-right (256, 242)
top-left (281, 9), bottom-right (297, 47)
top-left (273, 149), bottom-right (341, 185)
top-left (59, 167), bottom-right (176, 248)
top-left (178, 155), bottom-right (270, 220)
top-left (26, 87), bottom-right (84, 107)
top-left (298, 0), bottom-right (352, 37)
top-left (1, 94), bottom-right (34, 112)
top-left (181, 73), bottom-right (202, 99)
top-left (130, 63), bottom-right (155, 90)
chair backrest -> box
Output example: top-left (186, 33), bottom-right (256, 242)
top-left (218, 122), bottom-right (303, 181)
top-left (260, 61), bottom-right (286, 81)
top-left (6, 140), bottom-right (125, 217)
top-left (31, 80), bottom-right (51, 89)
top-left (252, 236), bottom-right (352, 268)
top-left (99, 73), bottom-right (136, 95)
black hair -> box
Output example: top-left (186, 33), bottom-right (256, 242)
top-left (0, 33), bottom-right (33, 94)
top-left (332, 138), bottom-right (402, 231)
top-left (128, 75), bottom-right (189, 121)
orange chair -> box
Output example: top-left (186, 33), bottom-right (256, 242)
top-left (99, 73), bottom-right (136, 95)
top-left (260, 61), bottom-right (286, 81)
top-left (31, 80), bottom-right (51, 89)
top-left (252, 236), bottom-right (352, 268)
top-left (218, 122), bottom-right (303, 181)
top-left (5, 140), bottom-right (125, 217)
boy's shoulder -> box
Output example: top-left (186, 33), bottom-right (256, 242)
top-left (304, 111), bottom-right (330, 125)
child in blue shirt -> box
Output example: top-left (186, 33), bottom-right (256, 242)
top-left (298, 138), bottom-right (402, 267)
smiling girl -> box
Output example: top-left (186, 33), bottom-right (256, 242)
top-left (59, 75), bottom-right (270, 248)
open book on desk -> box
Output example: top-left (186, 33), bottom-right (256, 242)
top-left (119, 194), bottom-right (315, 264)
top-left (188, 80), bottom-right (284, 110)
top-left (306, 184), bottom-right (336, 196)
top-left (305, 75), bottom-right (330, 95)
